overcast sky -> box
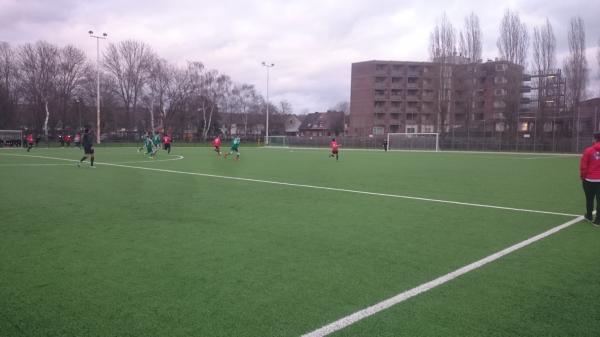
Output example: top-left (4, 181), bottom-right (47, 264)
top-left (1, 0), bottom-right (599, 114)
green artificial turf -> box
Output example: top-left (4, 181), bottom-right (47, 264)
top-left (0, 146), bottom-right (594, 337)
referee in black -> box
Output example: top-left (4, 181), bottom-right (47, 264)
top-left (78, 127), bottom-right (95, 168)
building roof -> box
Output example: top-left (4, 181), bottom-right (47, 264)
top-left (299, 111), bottom-right (344, 131)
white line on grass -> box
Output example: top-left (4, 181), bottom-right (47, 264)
top-left (0, 153), bottom-right (578, 218)
top-left (301, 215), bottom-right (584, 337)
top-left (0, 163), bottom-right (73, 166)
top-left (0, 153), bottom-right (184, 164)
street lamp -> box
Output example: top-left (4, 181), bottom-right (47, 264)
top-left (89, 30), bottom-right (107, 144)
top-left (261, 61), bottom-right (274, 145)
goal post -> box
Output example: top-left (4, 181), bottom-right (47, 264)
top-left (386, 132), bottom-right (439, 152)
top-left (264, 136), bottom-right (288, 147)
top-left (0, 130), bottom-right (23, 147)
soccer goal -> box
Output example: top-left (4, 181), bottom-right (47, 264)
top-left (265, 136), bottom-right (288, 147)
top-left (0, 130), bottom-right (23, 147)
top-left (386, 132), bottom-right (439, 152)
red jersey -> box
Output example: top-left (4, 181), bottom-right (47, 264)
top-left (26, 134), bottom-right (34, 143)
top-left (330, 141), bottom-right (339, 151)
top-left (163, 135), bottom-right (171, 144)
top-left (213, 137), bottom-right (221, 147)
top-left (64, 135), bottom-right (71, 142)
top-left (580, 142), bottom-right (600, 180)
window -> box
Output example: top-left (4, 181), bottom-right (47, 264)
top-left (495, 64), bottom-right (508, 72)
top-left (494, 89), bottom-right (507, 96)
top-left (376, 64), bottom-right (387, 71)
top-left (375, 89), bottom-right (386, 96)
top-left (454, 113), bottom-right (465, 121)
top-left (374, 101), bottom-right (385, 107)
top-left (391, 89), bottom-right (402, 96)
top-left (391, 77), bottom-right (403, 83)
top-left (493, 100), bottom-right (506, 108)
top-left (406, 113), bottom-right (417, 121)
top-left (422, 125), bottom-right (434, 133)
top-left (375, 77), bottom-right (386, 83)
top-left (494, 76), bottom-right (508, 84)
top-left (405, 126), bottom-right (417, 133)
top-left (372, 126), bottom-right (384, 135)
top-left (391, 101), bottom-right (401, 107)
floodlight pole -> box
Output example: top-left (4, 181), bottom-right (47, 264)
top-left (262, 61), bottom-right (274, 145)
top-left (89, 30), bottom-right (107, 144)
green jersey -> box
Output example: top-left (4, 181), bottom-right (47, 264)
top-left (152, 134), bottom-right (161, 146)
top-left (231, 138), bottom-right (240, 150)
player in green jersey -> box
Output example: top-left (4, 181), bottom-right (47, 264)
top-left (224, 137), bottom-right (241, 160)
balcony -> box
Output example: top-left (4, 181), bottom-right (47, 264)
top-left (406, 82), bottom-right (419, 89)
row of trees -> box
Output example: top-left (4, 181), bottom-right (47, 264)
top-left (428, 10), bottom-right (599, 145)
top-left (0, 39), bottom-right (298, 140)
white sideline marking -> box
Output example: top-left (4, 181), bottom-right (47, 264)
top-left (0, 153), bottom-right (184, 165)
top-left (0, 163), bottom-right (73, 166)
top-left (0, 153), bottom-right (578, 218)
top-left (302, 215), bottom-right (584, 337)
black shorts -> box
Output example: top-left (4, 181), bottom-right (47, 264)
top-left (332, 149), bottom-right (338, 154)
top-left (84, 146), bottom-right (94, 155)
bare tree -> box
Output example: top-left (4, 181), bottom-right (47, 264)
top-left (55, 45), bottom-right (87, 130)
top-left (198, 70), bottom-right (229, 140)
top-left (143, 57), bottom-right (172, 131)
top-left (103, 40), bottom-right (154, 130)
top-left (497, 9), bottom-right (529, 66)
top-left (459, 12), bottom-right (482, 63)
top-left (429, 13), bottom-right (456, 133)
top-left (532, 18), bottom-right (556, 75)
top-left (597, 37), bottom-right (600, 95)
top-left (330, 101), bottom-right (349, 115)
top-left (564, 17), bottom-right (588, 151)
top-left (0, 42), bottom-right (19, 128)
top-left (232, 84), bottom-right (258, 136)
top-left (18, 41), bottom-right (60, 139)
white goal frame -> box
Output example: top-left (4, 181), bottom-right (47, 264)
top-left (0, 130), bottom-right (23, 147)
top-left (386, 132), bottom-right (440, 152)
top-left (265, 136), bottom-right (288, 147)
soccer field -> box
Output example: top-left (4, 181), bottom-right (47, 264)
top-left (1, 146), bottom-right (599, 337)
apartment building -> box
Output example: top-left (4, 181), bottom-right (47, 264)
top-left (349, 59), bottom-right (524, 136)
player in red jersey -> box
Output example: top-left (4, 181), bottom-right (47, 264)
top-left (26, 133), bottom-right (34, 152)
top-left (162, 134), bottom-right (172, 154)
top-left (329, 138), bottom-right (340, 161)
top-left (212, 135), bottom-right (222, 156)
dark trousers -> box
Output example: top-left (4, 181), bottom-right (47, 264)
top-left (582, 180), bottom-right (600, 217)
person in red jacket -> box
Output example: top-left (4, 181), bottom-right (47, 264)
top-left (26, 133), bottom-right (34, 152)
top-left (580, 131), bottom-right (600, 225)
top-left (329, 138), bottom-right (340, 161)
top-left (212, 135), bottom-right (222, 156)
top-left (162, 134), bottom-right (172, 154)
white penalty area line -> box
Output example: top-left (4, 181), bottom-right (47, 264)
top-left (0, 153), bottom-right (578, 218)
top-left (302, 215), bottom-right (584, 337)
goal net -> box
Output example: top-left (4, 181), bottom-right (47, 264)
top-left (265, 136), bottom-right (288, 147)
top-left (386, 132), bottom-right (439, 151)
top-left (0, 130), bottom-right (23, 147)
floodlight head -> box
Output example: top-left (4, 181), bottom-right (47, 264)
top-left (88, 30), bottom-right (93, 35)
top-left (103, 33), bottom-right (107, 37)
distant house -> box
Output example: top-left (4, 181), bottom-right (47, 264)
top-left (284, 114), bottom-right (303, 136)
top-left (220, 112), bottom-right (265, 136)
top-left (299, 111), bottom-right (345, 137)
